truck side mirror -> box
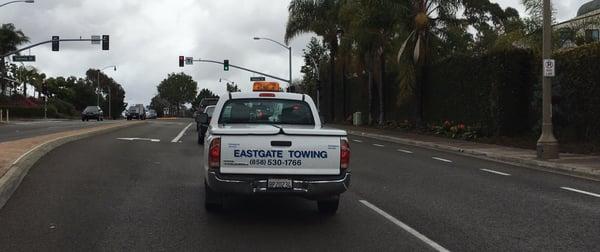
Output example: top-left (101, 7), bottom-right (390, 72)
top-left (198, 113), bottom-right (209, 124)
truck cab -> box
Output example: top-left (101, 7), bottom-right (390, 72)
top-left (200, 82), bottom-right (350, 215)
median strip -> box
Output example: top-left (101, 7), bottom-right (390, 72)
top-left (359, 200), bottom-right (450, 252)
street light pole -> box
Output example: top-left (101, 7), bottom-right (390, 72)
top-left (537, 0), bottom-right (559, 160)
top-left (0, 0), bottom-right (34, 8)
top-left (96, 65), bottom-right (117, 115)
top-left (253, 37), bottom-right (292, 85)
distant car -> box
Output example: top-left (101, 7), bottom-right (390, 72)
top-left (127, 104), bottom-right (146, 120)
top-left (197, 105), bottom-right (215, 144)
top-left (81, 106), bottom-right (104, 121)
top-left (195, 97), bottom-right (219, 127)
top-left (146, 109), bottom-right (158, 119)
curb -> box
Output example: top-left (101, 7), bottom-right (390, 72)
top-left (0, 122), bottom-right (144, 210)
top-left (346, 130), bottom-right (600, 181)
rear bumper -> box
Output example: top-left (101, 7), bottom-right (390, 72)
top-left (206, 171), bottom-right (351, 199)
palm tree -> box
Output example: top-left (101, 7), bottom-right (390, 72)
top-left (0, 23), bottom-right (30, 96)
top-left (285, 0), bottom-right (342, 121)
top-left (339, 0), bottom-right (408, 125)
top-left (396, 0), bottom-right (509, 126)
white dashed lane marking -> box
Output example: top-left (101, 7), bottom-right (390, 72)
top-left (373, 144), bottom-right (385, 147)
top-left (352, 139), bottom-right (363, 143)
top-left (480, 169), bottom-right (510, 176)
top-left (560, 187), bottom-right (600, 198)
top-left (432, 157), bottom-right (452, 163)
top-left (397, 149), bottom-right (413, 154)
top-left (360, 200), bottom-right (450, 252)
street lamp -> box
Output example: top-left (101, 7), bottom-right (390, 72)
top-left (253, 37), bottom-right (292, 85)
top-left (536, 0), bottom-right (559, 160)
top-left (302, 49), bottom-right (321, 112)
top-left (97, 65), bottom-right (117, 118)
top-left (0, 0), bottom-right (34, 7)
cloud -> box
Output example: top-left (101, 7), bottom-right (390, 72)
top-left (1, 0), bottom-right (590, 106)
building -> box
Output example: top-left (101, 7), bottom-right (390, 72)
top-left (554, 0), bottom-right (600, 47)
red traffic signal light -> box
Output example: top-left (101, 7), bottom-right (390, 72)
top-left (179, 56), bottom-right (185, 67)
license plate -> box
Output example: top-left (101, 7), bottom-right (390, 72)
top-left (267, 178), bottom-right (292, 189)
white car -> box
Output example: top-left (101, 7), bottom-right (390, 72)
top-left (199, 82), bottom-right (351, 215)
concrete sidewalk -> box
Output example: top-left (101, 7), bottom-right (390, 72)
top-left (334, 124), bottom-right (600, 180)
top-left (0, 121), bottom-right (144, 209)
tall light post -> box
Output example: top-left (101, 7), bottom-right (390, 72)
top-left (0, 0), bottom-right (34, 8)
top-left (303, 49), bottom-right (321, 112)
top-left (537, 0), bottom-right (559, 160)
top-left (253, 37), bottom-right (292, 85)
top-left (97, 65), bottom-right (117, 117)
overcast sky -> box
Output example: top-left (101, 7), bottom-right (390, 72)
top-left (0, 0), bottom-right (590, 106)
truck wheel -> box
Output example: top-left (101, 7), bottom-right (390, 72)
top-left (204, 181), bottom-right (222, 212)
top-left (197, 133), bottom-right (204, 145)
top-left (317, 196), bottom-right (339, 215)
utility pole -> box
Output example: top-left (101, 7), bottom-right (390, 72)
top-left (536, 0), bottom-right (559, 160)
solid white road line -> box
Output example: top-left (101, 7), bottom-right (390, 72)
top-left (373, 144), bottom-right (385, 147)
top-left (359, 200), bottom-right (450, 252)
top-left (398, 149), bottom-right (413, 154)
top-left (353, 139), bottom-right (363, 143)
top-left (432, 157), bottom-right (453, 163)
top-left (560, 187), bottom-right (600, 198)
top-left (171, 123), bottom-right (193, 143)
top-left (480, 169), bottom-right (511, 176)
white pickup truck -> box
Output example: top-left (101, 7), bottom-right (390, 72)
top-left (198, 84), bottom-right (350, 215)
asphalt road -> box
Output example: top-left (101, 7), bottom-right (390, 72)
top-left (1, 119), bottom-right (599, 251)
top-left (0, 119), bottom-right (124, 143)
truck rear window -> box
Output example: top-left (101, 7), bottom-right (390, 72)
top-left (218, 99), bottom-right (314, 125)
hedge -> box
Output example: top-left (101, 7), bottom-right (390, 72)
top-left (553, 43), bottom-right (600, 144)
top-left (0, 106), bottom-right (59, 118)
top-left (423, 49), bottom-right (535, 136)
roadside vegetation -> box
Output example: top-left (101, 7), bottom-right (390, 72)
top-left (289, 0), bottom-right (600, 154)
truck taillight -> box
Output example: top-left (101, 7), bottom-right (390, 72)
top-left (340, 139), bottom-right (350, 170)
top-left (209, 138), bottom-right (221, 169)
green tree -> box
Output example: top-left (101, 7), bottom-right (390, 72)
top-left (285, 0), bottom-right (342, 121)
top-left (192, 88), bottom-right (218, 109)
top-left (157, 72), bottom-right (198, 115)
top-left (150, 95), bottom-right (169, 117)
top-left (300, 37), bottom-right (328, 104)
top-left (226, 82), bottom-right (240, 92)
top-left (0, 23), bottom-right (29, 96)
top-left (395, 0), bottom-right (513, 126)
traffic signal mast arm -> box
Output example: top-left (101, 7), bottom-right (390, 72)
top-left (193, 58), bottom-right (289, 83)
top-left (1, 37), bottom-right (108, 58)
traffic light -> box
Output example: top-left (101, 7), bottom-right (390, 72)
top-left (102, 35), bottom-right (109, 50)
top-left (179, 56), bottom-right (185, 67)
top-left (52, 36), bottom-right (59, 51)
top-left (224, 60), bottom-right (229, 71)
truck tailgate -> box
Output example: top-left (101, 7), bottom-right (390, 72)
top-left (220, 135), bottom-right (341, 175)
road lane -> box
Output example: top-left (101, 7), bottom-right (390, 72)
top-left (348, 135), bottom-right (600, 251)
top-left (0, 119), bottom-right (123, 143)
top-left (0, 120), bottom-right (429, 251)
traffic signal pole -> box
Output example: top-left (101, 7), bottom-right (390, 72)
top-left (1, 37), bottom-right (108, 58)
top-left (192, 58), bottom-right (289, 83)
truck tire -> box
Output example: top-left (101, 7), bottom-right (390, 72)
top-left (317, 196), bottom-right (339, 215)
top-left (204, 181), bottom-right (222, 212)
top-left (197, 133), bottom-right (204, 145)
